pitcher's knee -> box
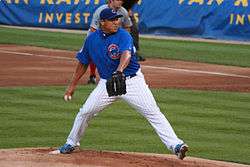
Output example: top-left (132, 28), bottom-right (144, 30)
top-left (140, 106), bottom-right (161, 115)
top-left (78, 107), bottom-right (96, 119)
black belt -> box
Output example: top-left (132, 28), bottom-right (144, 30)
top-left (126, 74), bottom-right (136, 79)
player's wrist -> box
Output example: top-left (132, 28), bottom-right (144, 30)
top-left (115, 68), bottom-right (123, 73)
top-left (113, 71), bottom-right (124, 77)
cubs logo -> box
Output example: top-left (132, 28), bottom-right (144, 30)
top-left (108, 44), bottom-right (121, 60)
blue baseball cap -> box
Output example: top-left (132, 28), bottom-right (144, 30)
top-left (100, 8), bottom-right (123, 20)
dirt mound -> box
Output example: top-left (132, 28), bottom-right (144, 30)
top-left (0, 148), bottom-right (248, 167)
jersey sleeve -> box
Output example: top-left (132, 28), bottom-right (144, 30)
top-left (76, 38), bottom-right (90, 65)
top-left (119, 30), bottom-right (133, 54)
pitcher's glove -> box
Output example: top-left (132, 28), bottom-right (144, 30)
top-left (106, 71), bottom-right (126, 97)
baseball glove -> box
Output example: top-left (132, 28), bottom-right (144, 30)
top-left (106, 71), bottom-right (126, 97)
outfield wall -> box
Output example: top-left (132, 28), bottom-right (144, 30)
top-left (0, 0), bottom-right (250, 41)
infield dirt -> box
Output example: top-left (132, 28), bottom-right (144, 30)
top-left (0, 45), bottom-right (250, 92)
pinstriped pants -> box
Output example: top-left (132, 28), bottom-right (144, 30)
top-left (66, 69), bottom-right (184, 152)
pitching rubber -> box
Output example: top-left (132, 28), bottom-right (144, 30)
top-left (49, 149), bottom-right (61, 155)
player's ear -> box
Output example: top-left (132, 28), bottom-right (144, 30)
top-left (100, 20), bottom-right (105, 26)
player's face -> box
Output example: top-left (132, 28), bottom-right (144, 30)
top-left (110, 0), bottom-right (123, 10)
top-left (101, 18), bottom-right (121, 34)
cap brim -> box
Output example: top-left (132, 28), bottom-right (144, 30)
top-left (107, 14), bottom-right (123, 20)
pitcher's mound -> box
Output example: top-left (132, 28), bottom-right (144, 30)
top-left (0, 148), bottom-right (248, 167)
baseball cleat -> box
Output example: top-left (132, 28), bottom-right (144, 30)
top-left (49, 143), bottom-right (79, 155)
top-left (87, 75), bottom-right (96, 84)
top-left (136, 55), bottom-right (146, 61)
top-left (174, 143), bottom-right (189, 160)
top-left (59, 144), bottom-right (75, 154)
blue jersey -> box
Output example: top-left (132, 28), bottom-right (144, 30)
top-left (76, 28), bottom-right (140, 79)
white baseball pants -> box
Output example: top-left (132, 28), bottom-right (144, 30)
top-left (66, 69), bottom-right (184, 152)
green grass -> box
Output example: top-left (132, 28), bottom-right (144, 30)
top-left (1, 27), bottom-right (250, 67)
top-left (0, 27), bottom-right (84, 51)
top-left (141, 38), bottom-right (250, 67)
top-left (0, 86), bottom-right (249, 164)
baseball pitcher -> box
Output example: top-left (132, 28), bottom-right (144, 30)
top-left (51, 8), bottom-right (189, 160)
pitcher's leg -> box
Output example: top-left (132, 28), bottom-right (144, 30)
top-left (67, 79), bottom-right (116, 146)
top-left (123, 74), bottom-right (184, 152)
top-left (139, 102), bottom-right (183, 151)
